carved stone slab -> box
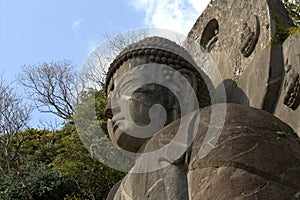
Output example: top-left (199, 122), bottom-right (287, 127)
top-left (275, 34), bottom-right (300, 137)
top-left (187, 0), bottom-right (294, 113)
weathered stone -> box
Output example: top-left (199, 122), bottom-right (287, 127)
top-left (105, 37), bottom-right (211, 153)
top-left (188, 166), bottom-right (297, 199)
top-left (275, 34), bottom-right (300, 137)
top-left (187, 0), bottom-right (294, 113)
top-left (189, 104), bottom-right (300, 200)
top-left (111, 164), bottom-right (188, 200)
top-left (103, 1), bottom-right (300, 199)
top-left (144, 104), bottom-right (300, 199)
top-left (106, 37), bottom-right (205, 92)
top-left (108, 104), bottom-right (300, 199)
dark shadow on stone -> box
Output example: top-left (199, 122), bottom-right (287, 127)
top-left (214, 79), bottom-right (250, 105)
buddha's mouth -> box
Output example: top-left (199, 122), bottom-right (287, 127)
top-left (284, 73), bottom-right (300, 110)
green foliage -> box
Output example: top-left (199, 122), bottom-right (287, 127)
top-left (0, 162), bottom-right (74, 200)
top-left (0, 123), bottom-right (124, 199)
top-left (288, 26), bottom-right (300, 35)
top-left (19, 129), bottom-right (62, 164)
top-left (271, 11), bottom-right (291, 44)
top-left (0, 87), bottom-right (125, 199)
top-left (275, 131), bottom-right (286, 136)
top-left (66, 88), bottom-right (126, 199)
top-left (270, 1), bottom-right (300, 44)
top-left (0, 170), bottom-right (26, 200)
top-left (47, 121), bottom-right (124, 199)
top-left (76, 88), bottom-right (108, 134)
top-left (291, 131), bottom-right (299, 137)
top-left (282, 0), bottom-right (300, 25)
top-left (274, 130), bottom-right (300, 142)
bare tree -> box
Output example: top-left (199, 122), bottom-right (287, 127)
top-left (19, 60), bottom-right (81, 120)
top-left (0, 76), bottom-right (34, 199)
top-left (103, 30), bottom-right (149, 58)
top-left (18, 30), bottom-right (183, 123)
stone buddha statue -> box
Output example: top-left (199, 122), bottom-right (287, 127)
top-left (105, 36), bottom-right (300, 200)
top-left (104, 36), bottom-right (212, 153)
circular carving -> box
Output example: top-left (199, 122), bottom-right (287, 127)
top-left (283, 62), bottom-right (300, 110)
top-left (200, 19), bottom-right (219, 52)
top-left (240, 15), bottom-right (260, 58)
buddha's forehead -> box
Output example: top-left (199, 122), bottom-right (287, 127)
top-left (107, 61), bottom-right (131, 94)
top-left (105, 36), bottom-right (205, 95)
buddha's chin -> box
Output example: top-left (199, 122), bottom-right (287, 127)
top-left (107, 119), bottom-right (126, 147)
top-left (107, 119), bottom-right (145, 153)
top-left (108, 119), bottom-right (127, 139)
top-left (107, 119), bottom-right (118, 146)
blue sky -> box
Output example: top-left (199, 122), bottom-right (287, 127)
top-left (0, 0), bottom-right (210, 128)
top-left (0, 0), bottom-right (146, 77)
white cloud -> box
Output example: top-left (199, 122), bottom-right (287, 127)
top-left (72, 19), bottom-right (83, 31)
top-left (131, 0), bottom-right (210, 35)
top-left (188, 0), bottom-right (207, 13)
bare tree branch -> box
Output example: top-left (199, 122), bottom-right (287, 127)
top-left (80, 30), bottom-right (149, 88)
top-left (0, 76), bottom-right (32, 169)
top-left (19, 60), bottom-right (82, 120)
top-left (0, 75), bottom-right (34, 199)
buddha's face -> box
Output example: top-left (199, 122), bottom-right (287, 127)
top-left (104, 63), bottom-right (180, 153)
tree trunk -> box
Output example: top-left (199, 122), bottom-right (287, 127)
top-left (16, 164), bottom-right (34, 200)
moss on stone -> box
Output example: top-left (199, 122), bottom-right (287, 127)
top-left (275, 131), bottom-right (286, 136)
top-left (271, 11), bottom-right (290, 44)
top-left (288, 26), bottom-right (300, 35)
top-left (291, 131), bottom-right (299, 138)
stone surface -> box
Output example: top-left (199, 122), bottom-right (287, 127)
top-left (108, 104), bottom-right (300, 199)
top-left (189, 104), bottom-right (300, 199)
top-left (187, 0), bottom-right (294, 113)
top-left (111, 164), bottom-right (188, 200)
top-left (188, 166), bottom-right (298, 199)
top-left (105, 37), bottom-right (211, 153)
top-left (106, 36), bottom-right (212, 104)
top-left (104, 1), bottom-right (300, 199)
top-left (275, 34), bottom-right (300, 137)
